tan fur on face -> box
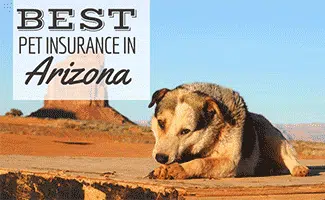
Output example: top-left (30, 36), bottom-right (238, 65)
top-left (152, 92), bottom-right (210, 164)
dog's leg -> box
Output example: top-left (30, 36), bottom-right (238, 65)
top-left (250, 113), bottom-right (309, 177)
top-left (151, 157), bottom-right (236, 179)
top-left (280, 140), bottom-right (309, 177)
top-left (182, 157), bottom-right (237, 178)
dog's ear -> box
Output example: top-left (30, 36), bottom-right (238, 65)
top-left (148, 88), bottom-right (170, 108)
top-left (204, 97), bottom-right (224, 121)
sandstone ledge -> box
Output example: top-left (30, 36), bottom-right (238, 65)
top-left (1, 156), bottom-right (325, 199)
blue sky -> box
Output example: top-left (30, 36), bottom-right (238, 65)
top-left (1, 1), bottom-right (324, 123)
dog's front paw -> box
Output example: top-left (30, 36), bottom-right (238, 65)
top-left (149, 163), bottom-right (188, 180)
top-left (292, 165), bottom-right (309, 177)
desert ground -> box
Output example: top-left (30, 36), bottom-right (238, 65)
top-left (1, 116), bottom-right (325, 199)
top-left (0, 116), bottom-right (154, 157)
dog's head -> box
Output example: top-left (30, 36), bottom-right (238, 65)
top-left (148, 87), bottom-right (225, 164)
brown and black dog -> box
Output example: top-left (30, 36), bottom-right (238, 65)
top-left (148, 83), bottom-right (309, 179)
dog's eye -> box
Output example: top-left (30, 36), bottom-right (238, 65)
top-left (180, 129), bottom-right (191, 135)
top-left (157, 120), bottom-right (165, 129)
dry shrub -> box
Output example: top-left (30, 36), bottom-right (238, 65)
top-left (5, 109), bottom-right (23, 117)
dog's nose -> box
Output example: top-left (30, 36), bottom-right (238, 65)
top-left (155, 153), bottom-right (169, 164)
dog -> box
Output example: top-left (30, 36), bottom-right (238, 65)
top-left (148, 82), bottom-right (309, 179)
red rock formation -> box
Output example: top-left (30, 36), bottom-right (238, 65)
top-left (42, 99), bottom-right (133, 125)
top-left (30, 54), bottom-right (133, 125)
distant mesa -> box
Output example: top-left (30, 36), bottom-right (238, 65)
top-left (29, 97), bottom-right (133, 124)
top-left (276, 124), bottom-right (325, 143)
top-left (29, 54), bottom-right (133, 125)
top-left (30, 99), bottom-right (133, 125)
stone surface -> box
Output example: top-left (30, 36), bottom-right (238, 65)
top-left (1, 155), bottom-right (325, 199)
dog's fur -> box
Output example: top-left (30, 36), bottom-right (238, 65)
top-left (148, 82), bottom-right (309, 179)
